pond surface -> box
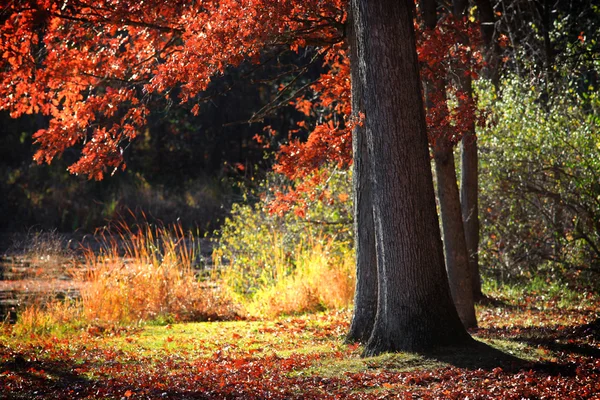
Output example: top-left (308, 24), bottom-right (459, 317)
top-left (0, 232), bottom-right (215, 322)
top-left (0, 255), bottom-right (82, 322)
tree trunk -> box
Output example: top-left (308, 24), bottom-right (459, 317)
top-left (475, 0), bottom-right (501, 87)
top-left (460, 136), bottom-right (483, 300)
top-left (454, 0), bottom-right (484, 301)
top-left (434, 138), bottom-right (477, 328)
top-left (422, 0), bottom-right (476, 328)
top-left (346, 7), bottom-right (378, 344)
top-left (351, 0), bottom-right (471, 355)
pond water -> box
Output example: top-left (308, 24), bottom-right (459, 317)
top-left (0, 255), bottom-right (82, 322)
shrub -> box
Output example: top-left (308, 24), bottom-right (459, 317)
top-left (214, 168), bottom-right (355, 318)
top-left (478, 75), bottom-right (600, 282)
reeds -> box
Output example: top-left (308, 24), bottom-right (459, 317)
top-left (77, 221), bottom-right (236, 324)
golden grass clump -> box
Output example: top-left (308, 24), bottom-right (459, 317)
top-left (77, 222), bottom-right (237, 324)
top-left (11, 299), bottom-right (84, 337)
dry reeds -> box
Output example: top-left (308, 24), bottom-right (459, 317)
top-left (77, 221), bottom-right (237, 324)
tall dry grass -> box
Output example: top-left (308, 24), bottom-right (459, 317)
top-left (76, 221), bottom-right (237, 324)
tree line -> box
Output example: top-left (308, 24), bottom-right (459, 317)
top-left (1, 0), bottom-right (597, 354)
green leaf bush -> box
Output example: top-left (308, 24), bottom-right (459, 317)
top-left (478, 75), bottom-right (600, 282)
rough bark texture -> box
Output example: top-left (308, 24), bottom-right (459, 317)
top-left (434, 138), bottom-right (477, 328)
top-left (422, 0), bottom-right (476, 328)
top-left (346, 7), bottom-right (378, 344)
top-left (351, 0), bottom-right (471, 355)
top-left (454, 0), bottom-right (484, 301)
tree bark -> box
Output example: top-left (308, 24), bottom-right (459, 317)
top-left (346, 6), bottom-right (378, 344)
top-left (434, 137), bottom-right (477, 328)
top-left (351, 0), bottom-right (471, 355)
top-left (460, 134), bottom-right (483, 300)
top-left (454, 0), bottom-right (484, 301)
top-left (422, 0), bottom-right (476, 328)
top-left (475, 0), bottom-right (500, 87)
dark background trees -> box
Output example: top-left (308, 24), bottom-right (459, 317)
top-left (1, 0), bottom-right (599, 355)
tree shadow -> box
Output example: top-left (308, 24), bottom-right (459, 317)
top-left (1, 354), bottom-right (92, 398)
top-left (1, 351), bottom-right (209, 399)
top-left (476, 294), bottom-right (520, 310)
top-left (424, 318), bottom-right (600, 377)
top-left (423, 338), bottom-right (530, 371)
top-left (485, 317), bottom-right (600, 359)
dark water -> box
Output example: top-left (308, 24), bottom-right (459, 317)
top-left (0, 256), bottom-right (81, 323)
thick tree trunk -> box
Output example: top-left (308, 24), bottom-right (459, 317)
top-left (346, 7), bottom-right (378, 344)
top-left (351, 0), bottom-right (471, 355)
top-left (434, 138), bottom-right (477, 328)
top-left (454, 0), bottom-right (484, 301)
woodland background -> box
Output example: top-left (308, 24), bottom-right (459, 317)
top-left (1, 0), bottom-right (600, 397)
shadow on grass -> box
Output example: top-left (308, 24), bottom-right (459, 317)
top-left (0, 353), bottom-right (212, 399)
top-left (423, 338), bottom-right (529, 371)
top-left (424, 338), bottom-right (584, 378)
top-left (1, 355), bottom-right (92, 399)
top-left (476, 294), bottom-right (520, 310)
top-left (482, 317), bottom-right (600, 359)
top-left (422, 317), bottom-right (600, 379)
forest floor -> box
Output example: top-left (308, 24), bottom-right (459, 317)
top-left (1, 285), bottom-right (599, 399)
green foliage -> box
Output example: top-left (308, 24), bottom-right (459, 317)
top-left (213, 168), bottom-right (354, 317)
top-left (478, 74), bottom-right (600, 282)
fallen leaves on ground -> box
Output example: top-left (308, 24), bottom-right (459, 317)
top-left (1, 298), bottom-right (600, 399)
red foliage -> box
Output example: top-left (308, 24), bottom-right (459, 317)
top-left (1, 1), bottom-right (483, 212)
top-left (269, 13), bottom-right (483, 214)
top-left (0, 0), bottom-right (346, 179)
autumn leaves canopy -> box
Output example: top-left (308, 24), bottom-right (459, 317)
top-left (1, 1), bottom-right (479, 187)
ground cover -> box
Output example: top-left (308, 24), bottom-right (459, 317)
top-left (1, 286), bottom-right (599, 399)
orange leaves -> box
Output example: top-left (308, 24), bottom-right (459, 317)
top-left (416, 15), bottom-right (483, 147)
top-left (1, 0), bottom-right (347, 179)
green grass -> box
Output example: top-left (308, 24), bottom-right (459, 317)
top-left (2, 297), bottom-right (600, 399)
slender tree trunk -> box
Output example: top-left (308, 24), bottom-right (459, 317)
top-left (454, 0), bottom-right (484, 300)
top-left (421, 0), bottom-right (476, 328)
top-left (351, 0), bottom-right (471, 355)
top-left (475, 0), bottom-right (500, 87)
top-left (347, 7), bottom-right (378, 344)
top-left (460, 134), bottom-right (482, 300)
top-left (434, 137), bottom-right (477, 328)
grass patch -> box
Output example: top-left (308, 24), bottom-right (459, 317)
top-left (2, 300), bottom-right (599, 399)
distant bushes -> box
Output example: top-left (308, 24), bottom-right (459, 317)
top-left (0, 164), bottom-right (232, 234)
top-left (478, 75), bottom-right (600, 282)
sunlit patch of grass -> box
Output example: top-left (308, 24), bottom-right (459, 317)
top-left (479, 275), bottom-right (599, 331)
top-left (300, 351), bottom-right (442, 379)
top-left (482, 275), bottom-right (597, 310)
